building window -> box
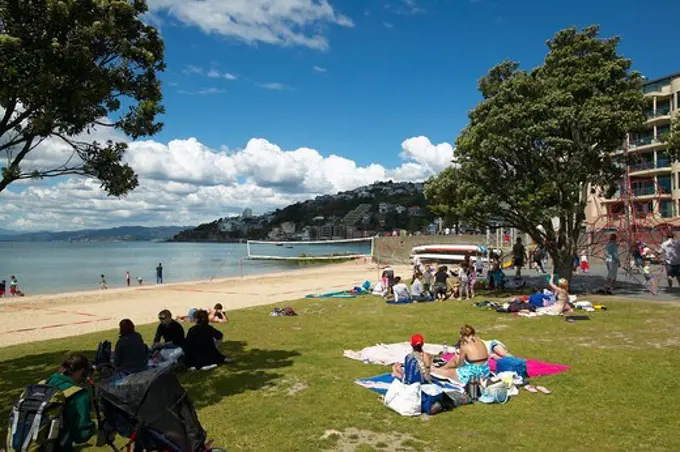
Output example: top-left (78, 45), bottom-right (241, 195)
top-left (660, 200), bottom-right (673, 218)
top-left (658, 175), bottom-right (672, 194)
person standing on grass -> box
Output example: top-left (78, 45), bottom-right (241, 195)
top-left (512, 238), bottom-right (527, 279)
top-left (604, 234), bottom-right (619, 292)
top-left (125, 271), bottom-right (131, 287)
top-left (659, 232), bottom-right (680, 290)
top-left (156, 262), bottom-right (163, 284)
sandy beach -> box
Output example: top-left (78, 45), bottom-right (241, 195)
top-left (0, 261), bottom-right (407, 348)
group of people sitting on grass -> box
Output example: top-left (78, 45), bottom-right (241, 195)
top-left (378, 260), bottom-right (507, 303)
top-left (109, 303), bottom-right (232, 377)
top-left (20, 305), bottom-right (232, 452)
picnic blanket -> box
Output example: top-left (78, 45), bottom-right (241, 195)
top-left (355, 373), bottom-right (464, 395)
top-left (344, 342), bottom-right (570, 378)
top-left (490, 357), bottom-right (570, 377)
top-left (344, 342), bottom-right (446, 365)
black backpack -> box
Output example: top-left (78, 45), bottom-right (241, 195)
top-left (7, 381), bottom-right (83, 452)
top-left (95, 341), bottom-right (112, 367)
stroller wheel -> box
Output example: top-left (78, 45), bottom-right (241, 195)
top-left (208, 449), bottom-right (226, 452)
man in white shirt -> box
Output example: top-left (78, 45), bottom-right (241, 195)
top-left (391, 276), bottom-right (411, 303)
top-left (410, 274), bottom-right (433, 302)
top-left (660, 232), bottom-right (680, 289)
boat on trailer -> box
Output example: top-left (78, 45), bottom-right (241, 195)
top-left (410, 244), bottom-right (501, 264)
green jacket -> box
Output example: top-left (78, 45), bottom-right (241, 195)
top-left (45, 373), bottom-right (96, 451)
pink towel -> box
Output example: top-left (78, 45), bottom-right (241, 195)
top-left (489, 357), bottom-right (570, 377)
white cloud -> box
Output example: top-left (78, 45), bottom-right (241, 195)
top-left (313, 66), bottom-right (327, 73)
top-left (183, 64), bottom-right (204, 75)
top-left (1, 126), bottom-right (454, 231)
top-left (177, 88), bottom-right (224, 95)
top-left (383, 21), bottom-right (394, 29)
top-left (257, 82), bottom-right (291, 91)
top-left (148, 0), bottom-right (354, 50)
top-left (207, 69), bottom-right (238, 80)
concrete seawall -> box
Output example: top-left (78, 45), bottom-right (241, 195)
top-left (372, 235), bottom-right (491, 264)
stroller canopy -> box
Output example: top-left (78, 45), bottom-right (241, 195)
top-left (97, 366), bottom-right (207, 451)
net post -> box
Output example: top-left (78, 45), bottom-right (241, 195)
top-left (246, 240), bottom-right (251, 258)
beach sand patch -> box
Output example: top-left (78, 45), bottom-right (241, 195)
top-left (320, 428), bottom-right (427, 451)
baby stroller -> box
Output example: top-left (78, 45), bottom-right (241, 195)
top-left (95, 365), bottom-right (223, 452)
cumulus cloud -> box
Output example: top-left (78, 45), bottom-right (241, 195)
top-left (1, 128), bottom-right (454, 231)
top-left (147, 0), bottom-right (354, 50)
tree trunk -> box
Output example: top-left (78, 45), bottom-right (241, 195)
top-left (552, 251), bottom-right (575, 285)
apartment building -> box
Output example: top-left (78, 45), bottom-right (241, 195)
top-left (586, 72), bottom-right (680, 228)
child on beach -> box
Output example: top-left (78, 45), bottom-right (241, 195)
top-left (9, 276), bottom-right (18, 296)
top-left (126, 271), bottom-right (131, 287)
top-left (0, 279), bottom-right (5, 297)
top-left (100, 274), bottom-right (108, 290)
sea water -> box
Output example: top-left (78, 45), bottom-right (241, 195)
top-left (0, 241), bottom-right (371, 295)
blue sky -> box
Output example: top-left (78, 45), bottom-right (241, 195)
top-left (3, 0), bottom-right (680, 231)
top-left (155, 0), bottom-right (680, 167)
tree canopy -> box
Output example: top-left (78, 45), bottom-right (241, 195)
top-left (0, 0), bottom-right (165, 195)
top-left (424, 25), bottom-right (647, 277)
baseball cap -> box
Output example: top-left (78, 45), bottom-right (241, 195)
top-left (410, 334), bottom-right (424, 346)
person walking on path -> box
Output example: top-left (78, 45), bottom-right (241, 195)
top-left (125, 271), bottom-right (131, 287)
top-left (156, 262), bottom-right (163, 284)
top-left (512, 238), bottom-right (527, 279)
top-left (659, 232), bottom-right (680, 290)
top-left (604, 233), bottom-right (619, 292)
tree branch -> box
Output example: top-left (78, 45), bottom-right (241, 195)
top-left (0, 99), bottom-right (17, 132)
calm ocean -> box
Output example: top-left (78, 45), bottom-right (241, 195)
top-left (0, 241), bottom-right (371, 295)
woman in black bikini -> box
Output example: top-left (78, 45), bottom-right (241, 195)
top-left (209, 303), bottom-right (228, 323)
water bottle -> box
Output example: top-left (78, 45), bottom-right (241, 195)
top-left (443, 341), bottom-right (449, 355)
top-left (466, 376), bottom-right (479, 401)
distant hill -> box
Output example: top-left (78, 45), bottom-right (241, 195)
top-left (0, 225), bottom-right (192, 242)
top-left (172, 181), bottom-right (436, 242)
top-left (0, 228), bottom-right (23, 236)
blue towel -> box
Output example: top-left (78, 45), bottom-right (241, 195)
top-left (355, 373), bottom-right (464, 395)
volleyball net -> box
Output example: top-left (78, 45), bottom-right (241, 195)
top-left (246, 237), bottom-right (374, 261)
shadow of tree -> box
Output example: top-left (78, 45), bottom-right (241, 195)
top-left (0, 340), bottom-right (300, 424)
top-left (180, 340), bottom-right (300, 409)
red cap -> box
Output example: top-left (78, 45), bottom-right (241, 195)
top-left (410, 334), bottom-right (424, 346)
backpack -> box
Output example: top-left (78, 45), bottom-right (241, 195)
top-left (94, 340), bottom-right (112, 367)
top-left (7, 380), bottom-right (83, 451)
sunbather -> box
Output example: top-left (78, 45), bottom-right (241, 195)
top-left (392, 334), bottom-right (432, 384)
top-left (431, 324), bottom-right (490, 384)
top-left (538, 275), bottom-right (573, 315)
top-left (209, 303), bottom-right (228, 323)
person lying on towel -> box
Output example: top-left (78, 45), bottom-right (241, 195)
top-left (431, 324), bottom-right (491, 385)
top-left (392, 334), bottom-right (432, 384)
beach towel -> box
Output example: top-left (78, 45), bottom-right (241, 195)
top-left (344, 342), bottom-right (446, 366)
top-left (489, 357), bottom-right (570, 378)
top-left (355, 373), bottom-right (464, 395)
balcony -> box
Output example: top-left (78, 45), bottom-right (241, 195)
top-left (628, 159), bottom-right (671, 173)
top-left (645, 107), bottom-right (672, 121)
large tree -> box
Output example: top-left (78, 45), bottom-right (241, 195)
top-left (424, 26), bottom-right (647, 280)
top-left (0, 0), bottom-right (164, 195)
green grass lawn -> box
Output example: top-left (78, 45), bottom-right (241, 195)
top-left (2, 294), bottom-right (680, 451)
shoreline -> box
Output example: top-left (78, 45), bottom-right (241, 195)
top-left (0, 260), bottom-right (400, 348)
top-left (1, 255), bottom-right (376, 301)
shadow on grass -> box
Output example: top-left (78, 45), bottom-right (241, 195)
top-left (182, 340), bottom-right (300, 409)
top-left (0, 349), bottom-right (93, 410)
top-left (0, 341), bottom-right (300, 414)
